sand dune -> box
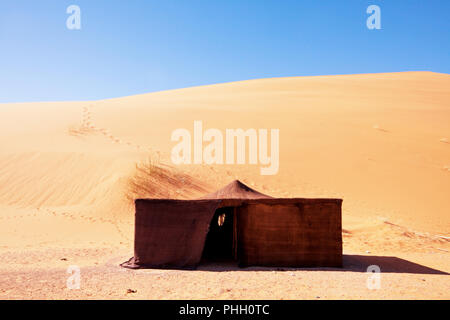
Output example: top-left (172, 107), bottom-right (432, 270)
top-left (0, 71), bottom-right (449, 299)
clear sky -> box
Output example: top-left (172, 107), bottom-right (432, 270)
top-left (0, 1), bottom-right (449, 103)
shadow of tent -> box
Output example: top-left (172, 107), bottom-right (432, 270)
top-left (196, 255), bottom-right (449, 275)
top-left (342, 255), bottom-right (448, 275)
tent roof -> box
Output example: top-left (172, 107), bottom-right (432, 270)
top-left (200, 180), bottom-right (272, 200)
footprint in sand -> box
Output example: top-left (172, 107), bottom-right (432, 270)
top-left (373, 124), bottom-right (389, 133)
top-left (75, 103), bottom-right (169, 160)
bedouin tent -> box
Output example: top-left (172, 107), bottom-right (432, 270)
top-left (121, 180), bottom-right (342, 269)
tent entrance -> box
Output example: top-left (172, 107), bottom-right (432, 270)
top-left (202, 207), bottom-right (237, 262)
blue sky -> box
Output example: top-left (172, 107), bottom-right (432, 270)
top-left (0, 1), bottom-right (449, 103)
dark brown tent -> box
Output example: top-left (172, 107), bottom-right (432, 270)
top-left (121, 180), bottom-right (342, 269)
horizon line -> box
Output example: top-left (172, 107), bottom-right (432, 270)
top-left (1, 70), bottom-right (448, 105)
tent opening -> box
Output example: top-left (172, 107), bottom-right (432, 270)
top-left (201, 206), bottom-right (237, 263)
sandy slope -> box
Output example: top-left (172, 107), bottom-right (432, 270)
top-left (0, 72), bottom-right (449, 299)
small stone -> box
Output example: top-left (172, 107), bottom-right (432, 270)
top-left (127, 289), bottom-right (137, 294)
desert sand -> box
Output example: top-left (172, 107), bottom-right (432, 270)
top-left (0, 71), bottom-right (449, 299)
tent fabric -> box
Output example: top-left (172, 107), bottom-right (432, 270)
top-left (121, 180), bottom-right (342, 269)
top-left (200, 180), bottom-right (272, 200)
top-left (121, 199), bottom-right (222, 269)
top-left (236, 201), bottom-right (342, 267)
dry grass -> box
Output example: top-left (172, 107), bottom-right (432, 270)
top-left (126, 157), bottom-right (208, 201)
